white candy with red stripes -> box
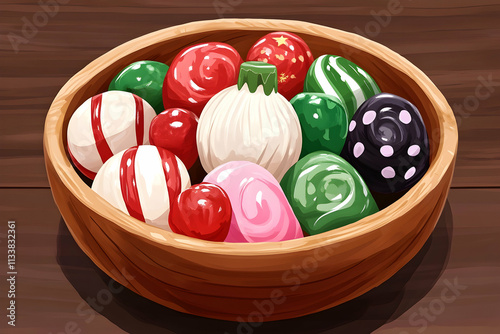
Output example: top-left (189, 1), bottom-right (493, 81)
top-left (92, 145), bottom-right (191, 230)
top-left (67, 91), bottom-right (156, 179)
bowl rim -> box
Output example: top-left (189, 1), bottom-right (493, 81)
top-left (44, 18), bottom-right (458, 256)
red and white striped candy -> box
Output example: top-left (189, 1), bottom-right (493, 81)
top-left (92, 145), bottom-right (191, 230)
top-left (67, 91), bottom-right (156, 179)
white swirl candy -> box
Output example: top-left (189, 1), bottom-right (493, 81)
top-left (196, 62), bottom-right (302, 181)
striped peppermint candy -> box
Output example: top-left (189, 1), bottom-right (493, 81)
top-left (67, 91), bottom-right (156, 179)
top-left (92, 145), bottom-right (191, 230)
top-left (304, 55), bottom-right (381, 119)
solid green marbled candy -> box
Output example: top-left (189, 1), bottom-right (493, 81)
top-left (280, 151), bottom-right (379, 235)
top-left (109, 61), bottom-right (169, 114)
top-left (290, 92), bottom-right (348, 158)
top-left (303, 55), bottom-right (381, 119)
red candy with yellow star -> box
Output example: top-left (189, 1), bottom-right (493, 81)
top-left (246, 32), bottom-right (314, 100)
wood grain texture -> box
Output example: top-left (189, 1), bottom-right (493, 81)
top-left (0, 0), bottom-right (498, 332)
top-left (1, 188), bottom-right (498, 333)
top-left (0, 0), bottom-right (499, 188)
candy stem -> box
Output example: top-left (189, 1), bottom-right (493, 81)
top-left (237, 61), bottom-right (278, 96)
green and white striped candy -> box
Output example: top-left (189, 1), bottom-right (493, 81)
top-left (304, 55), bottom-right (381, 119)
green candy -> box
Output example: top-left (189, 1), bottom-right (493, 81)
top-left (290, 92), bottom-right (348, 158)
top-left (109, 60), bottom-right (169, 114)
top-left (280, 151), bottom-right (379, 235)
top-left (303, 55), bottom-right (381, 119)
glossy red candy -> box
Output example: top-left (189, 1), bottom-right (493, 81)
top-left (149, 108), bottom-right (199, 170)
top-left (246, 32), bottom-right (314, 100)
top-left (169, 183), bottom-right (232, 242)
top-left (162, 42), bottom-right (243, 117)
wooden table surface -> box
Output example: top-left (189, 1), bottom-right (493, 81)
top-left (1, 0), bottom-right (499, 333)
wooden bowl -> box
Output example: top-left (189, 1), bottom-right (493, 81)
top-left (44, 19), bottom-right (458, 321)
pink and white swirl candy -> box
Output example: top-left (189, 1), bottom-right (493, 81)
top-left (203, 161), bottom-right (303, 243)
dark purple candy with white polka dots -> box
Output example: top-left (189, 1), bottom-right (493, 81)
top-left (341, 93), bottom-right (430, 194)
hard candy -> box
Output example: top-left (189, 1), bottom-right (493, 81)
top-left (341, 93), bottom-right (430, 194)
top-left (197, 61), bottom-right (302, 181)
top-left (108, 60), bottom-right (169, 114)
top-left (92, 145), bottom-right (191, 230)
top-left (246, 31), bottom-right (314, 100)
top-left (304, 55), bottom-right (381, 119)
top-left (162, 42), bottom-right (243, 116)
top-left (67, 91), bottom-right (156, 179)
top-left (204, 161), bottom-right (303, 243)
top-left (149, 108), bottom-right (199, 169)
top-left (280, 151), bottom-right (379, 235)
top-left (290, 92), bottom-right (348, 157)
top-left (169, 183), bottom-right (232, 241)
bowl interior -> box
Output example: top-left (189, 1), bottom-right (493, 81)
top-left (47, 19), bottom-right (456, 255)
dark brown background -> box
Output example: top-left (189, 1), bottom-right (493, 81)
top-left (1, 0), bottom-right (499, 333)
